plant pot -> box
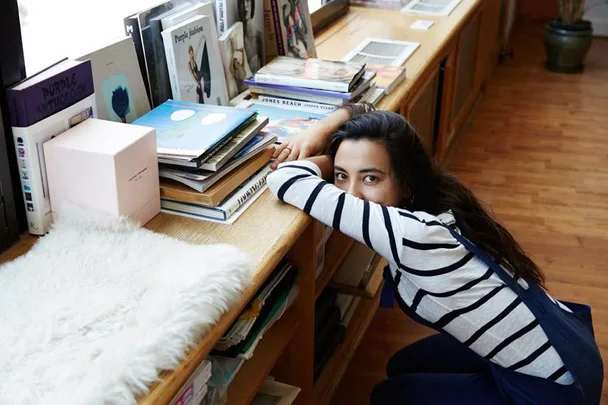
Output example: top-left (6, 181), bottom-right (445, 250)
top-left (544, 19), bottom-right (593, 73)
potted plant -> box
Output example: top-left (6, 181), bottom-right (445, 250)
top-left (545, 0), bottom-right (593, 73)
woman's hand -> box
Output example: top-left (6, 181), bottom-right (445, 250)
top-left (271, 107), bottom-right (351, 169)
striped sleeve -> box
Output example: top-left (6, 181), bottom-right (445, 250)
top-left (267, 160), bottom-right (429, 266)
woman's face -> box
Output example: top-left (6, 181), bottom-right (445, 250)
top-left (333, 139), bottom-right (405, 207)
top-left (243, 0), bottom-right (251, 19)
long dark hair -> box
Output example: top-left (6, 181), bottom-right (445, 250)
top-left (326, 106), bottom-right (545, 287)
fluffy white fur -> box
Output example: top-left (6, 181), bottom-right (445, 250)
top-left (0, 205), bottom-right (254, 405)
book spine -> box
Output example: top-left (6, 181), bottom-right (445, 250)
top-left (149, 19), bottom-right (173, 107)
top-left (12, 127), bottom-right (47, 235)
top-left (254, 72), bottom-right (350, 92)
top-left (5, 90), bottom-right (28, 128)
top-left (161, 32), bottom-right (181, 101)
top-left (221, 166), bottom-right (271, 219)
top-left (124, 16), bottom-right (151, 105)
top-left (249, 86), bottom-right (344, 105)
top-left (263, 0), bottom-right (279, 61)
top-left (257, 95), bottom-right (337, 114)
top-left (216, 0), bottom-right (227, 35)
top-left (270, 0), bottom-right (285, 56)
top-left (6, 61), bottom-right (94, 128)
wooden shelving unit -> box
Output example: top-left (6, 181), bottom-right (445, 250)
top-left (226, 309), bottom-right (301, 405)
top-left (330, 257), bottom-right (387, 298)
top-left (315, 231), bottom-right (354, 300)
top-left (314, 282), bottom-right (383, 405)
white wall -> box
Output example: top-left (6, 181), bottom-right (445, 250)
top-left (17, 0), bottom-right (195, 75)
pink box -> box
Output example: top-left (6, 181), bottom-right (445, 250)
top-left (43, 118), bottom-right (160, 226)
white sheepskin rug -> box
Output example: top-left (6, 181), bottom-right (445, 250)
top-left (0, 205), bottom-right (254, 405)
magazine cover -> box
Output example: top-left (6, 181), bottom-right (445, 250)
top-left (220, 22), bottom-right (253, 99)
top-left (132, 100), bottom-right (256, 157)
top-left (75, 37), bottom-right (151, 123)
top-left (162, 15), bottom-right (229, 106)
top-left (216, 0), bottom-right (266, 74)
top-left (254, 56), bottom-right (365, 91)
top-left (236, 100), bottom-right (326, 143)
top-left (136, 1), bottom-right (176, 107)
top-left (273, 0), bottom-right (316, 59)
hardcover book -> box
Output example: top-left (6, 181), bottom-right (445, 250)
top-left (162, 15), bottom-right (229, 106)
top-left (137, 1), bottom-right (181, 107)
top-left (215, 0), bottom-right (266, 73)
top-left (270, 0), bottom-right (317, 59)
top-left (253, 56), bottom-right (365, 92)
top-left (161, 1), bottom-right (216, 31)
top-left (75, 37), bottom-right (151, 123)
top-left (5, 58), bottom-right (94, 128)
top-left (219, 22), bottom-right (253, 99)
top-left (132, 100), bottom-right (256, 158)
top-left (12, 95), bottom-right (96, 235)
top-left (236, 100), bottom-right (326, 143)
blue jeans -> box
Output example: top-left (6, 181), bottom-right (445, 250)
top-left (371, 333), bottom-right (508, 405)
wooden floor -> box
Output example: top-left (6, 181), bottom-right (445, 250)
top-left (330, 22), bottom-right (608, 405)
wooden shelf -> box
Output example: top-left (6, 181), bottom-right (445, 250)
top-left (314, 282), bottom-right (383, 405)
top-left (330, 257), bottom-right (387, 298)
top-left (315, 231), bottom-right (355, 300)
top-left (226, 309), bottom-right (301, 405)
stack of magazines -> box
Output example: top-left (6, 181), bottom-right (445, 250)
top-left (244, 56), bottom-right (383, 114)
top-left (133, 100), bottom-right (277, 223)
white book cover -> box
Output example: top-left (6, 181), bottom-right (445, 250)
top-left (216, 0), bottom-right (265, 73)
top-left (257, 95), bottom-right (337, 114)
top-left (75, 37), bottom-right (150, 123)
top-left (12, 95), bottom-right (96, 235)
top-left (219, 22), bottom-right (253, 99)
top-left (401, 0), bottom-right (462, 16)
top-left (341, 37), bottom-right (420, 67)
top-left (161, 1), bottom-right (216, 30)
top-left (162, 15), bottom-right (229, 105)
top-left (273, 0), bottom-right (317, 59)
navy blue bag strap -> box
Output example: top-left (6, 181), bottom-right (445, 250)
top-left (443, 225), bottom-right (523, 294)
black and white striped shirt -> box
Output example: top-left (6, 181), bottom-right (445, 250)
top-left (267, 160), bottom-right (574, 385)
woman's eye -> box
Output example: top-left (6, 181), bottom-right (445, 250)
top-left (363, 175), bottom-right (378, 184)
top-left (335, 173), bottom-right (347, 181)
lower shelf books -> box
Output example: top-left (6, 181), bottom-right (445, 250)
top-left (213, 261), bottom-right (300, 360)
top-left (252, 378), bottom-right (301, 405)
top-left (170, 359), bottom-right (212, 405)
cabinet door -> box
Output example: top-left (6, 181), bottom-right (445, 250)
top-left (476, 0), bottom-right (502, 89)
top-left (452, 10), bottom-right (481, 126)
top-left (401, 66), bottom-right (440, 155)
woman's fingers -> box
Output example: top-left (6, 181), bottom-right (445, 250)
top-left (273, 142), bottom-right (289, 159)
top-left (271, 144), bottom-right (296, 169)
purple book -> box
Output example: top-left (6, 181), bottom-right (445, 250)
top-left (244, 69), bottom-right (375, 100)
top-left (5, 58), bottom-right (94, 128)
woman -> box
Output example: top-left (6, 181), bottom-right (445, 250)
top-left (237, 0), bottom-right (264, 74)
top-left (267, 103), bottom-right (603, 404)
top-left (187, 43), bottom-right (210, 104)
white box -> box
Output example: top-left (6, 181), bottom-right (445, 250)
top-left (43, 118), bottom-right (160, 225)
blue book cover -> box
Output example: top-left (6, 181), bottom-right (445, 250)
top-left (133, 99), bottom-right (256, 158)
top-left (236, 100), bottom-right (326, 143)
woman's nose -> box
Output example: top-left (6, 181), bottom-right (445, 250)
top-left (347, 183), bottom-right (364, 199)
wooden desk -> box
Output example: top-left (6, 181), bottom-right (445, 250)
top-left (0, 1), bottom-right (503, 404)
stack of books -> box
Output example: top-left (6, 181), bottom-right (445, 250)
top-left (213, 260), bottom-right (299, 360)
top-left (244, 56), bottom-right (383, 114)
top-left (314, 288), bottom-right (348, 381)
top-left (203, 261), bottom-right (299, 400)
top-left (132, 100), bottom-right (277, 224)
